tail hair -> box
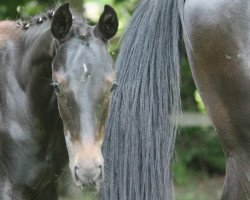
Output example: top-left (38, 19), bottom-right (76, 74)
top-left (102, 0), bottom-right (181, 199)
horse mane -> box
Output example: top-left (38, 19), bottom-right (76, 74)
top-left (101, 0), bottom-right (181, 199)
top-left (26, 4), bottom-right (87, 32)
top-left (0, 4), bottom-right (87, 48)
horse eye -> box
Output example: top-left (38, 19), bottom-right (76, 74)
top-left (50, 81), bottom-right (60, 93)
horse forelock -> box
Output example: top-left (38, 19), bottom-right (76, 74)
top-left (0, 3), bottom-right (90, 52)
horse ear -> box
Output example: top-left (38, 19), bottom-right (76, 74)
top-left (94, 5), bottom-right (118, 42)
top-left (51, 3), bottom-right (72, 40)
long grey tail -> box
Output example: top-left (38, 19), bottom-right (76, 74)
top-left (102, 0), bottom-right (183, 199)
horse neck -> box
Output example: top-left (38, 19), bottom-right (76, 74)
top-left (18, 23), bottom-right (59, 128)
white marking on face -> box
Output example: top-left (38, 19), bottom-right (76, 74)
top-left (83, 63), bottom-right (88, 74)
top-left (65, 130), bottom-right (80, 184)
top-left (81, 63), bottom-right (90, 81)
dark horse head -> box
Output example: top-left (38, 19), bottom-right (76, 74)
top-left (49, 4), bottom-right (118, 187)
top-left (0, 4), bottom-right (117, 197)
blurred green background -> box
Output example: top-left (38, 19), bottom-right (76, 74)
top-left (0, 0), bottom-right (225, 199)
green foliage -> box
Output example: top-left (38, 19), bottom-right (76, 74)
top-left (84, 0), bottom-right (138, 59)
top-left (194, 90), bottom-right (206, 113)
top-left (0, 0), bottom-right (55, 19)
top-left (180, 58), bottom-right (197, 111)
top-left (17, 2), bottom-right (44, 18)
top-left (174, 127), bottom-right (225, 185)
top-left (0, 5), bottom-right (7, 19)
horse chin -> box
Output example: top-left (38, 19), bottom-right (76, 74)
top-left (82, 181), bottom-right (101, 192)
top-left (72, 172), bottom-right (101, 192)
top-left (75, 180), bottom-right (101, 192)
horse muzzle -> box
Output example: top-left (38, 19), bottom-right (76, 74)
top-left (72, 160), bottom-right (103, 189)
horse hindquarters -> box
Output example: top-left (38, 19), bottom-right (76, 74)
top-left (182, 0), bottom-right (250, 199)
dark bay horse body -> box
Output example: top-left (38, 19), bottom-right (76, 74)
top-left (102, 0), bottom-right (250, 199)
top-left (0, 3), bottom-right (118, 199)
